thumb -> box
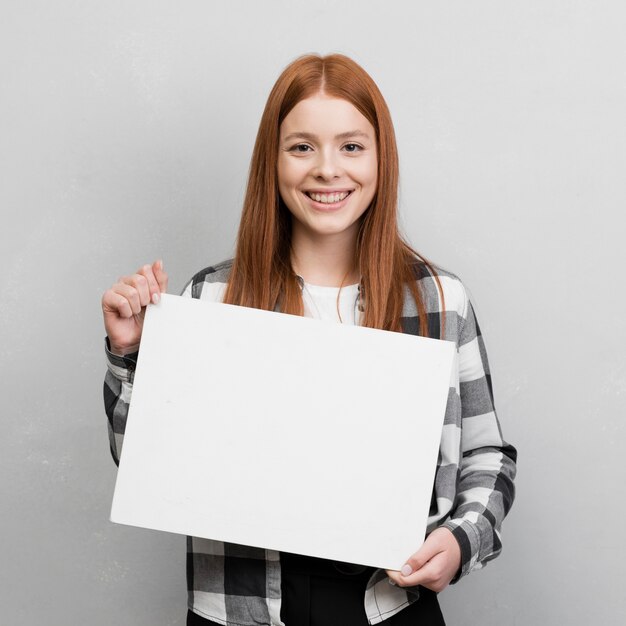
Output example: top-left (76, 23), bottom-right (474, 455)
top-left (401, 532), bottom-right (445, 576)
top-left (153, 259), bottom-right (168, 293)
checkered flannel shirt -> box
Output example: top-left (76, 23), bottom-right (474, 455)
top-left (103, 259), bottom-right (517, 625)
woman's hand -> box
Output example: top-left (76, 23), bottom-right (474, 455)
top-left (386, 527), bottom-right (461, 593)
top-left (102, 260), bottom-right (168, 355)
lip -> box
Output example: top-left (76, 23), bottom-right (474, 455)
top-left (301, 189), bottom-right (354, 211)
top-left (304, 188), bottom-right (354, 194)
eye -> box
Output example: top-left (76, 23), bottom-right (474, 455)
top-left (289, 143), bottom-right (313, 153)
top-left (343, 143), bottom-right (363, 153)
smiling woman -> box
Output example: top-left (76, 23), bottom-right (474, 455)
top-left (101, 53), bottom-right (517, 626)
top-left (278, 96), bottom-right (378, 273)
top-left (222, 54), bottom-right (439, 334)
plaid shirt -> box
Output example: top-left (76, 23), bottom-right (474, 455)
top-left (103, 259), bottom-right (517, 625)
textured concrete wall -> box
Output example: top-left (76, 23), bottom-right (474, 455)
top-left (1, 1), bottom-right (624, 624)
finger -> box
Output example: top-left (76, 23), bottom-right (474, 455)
top-left (120, 273), bottom-right (151, 308)
top-left (152, 259), bottom-right (168, 294)
top-left (387, 560), bottom-right (439, 590)
top-left (111, 282), bottom-right (143, 315)
top-left (401, 559), bottom-right (438, 588)
top-left (402, 531), bottom-right (447, 576)
top-left (401, 548), bottom-right (457, 592)
top-left (387, 559), bottom-right (434, 587)
top-left (386, 565), bottom-right (440, 590)
top-left (137, 263), bottom-right (161, 304)
top-left (385, 569), bottom-right (404, 586)
top-left (102, 288), bottom-right (135, 319)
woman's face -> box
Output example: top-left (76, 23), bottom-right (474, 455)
top-left (277, 94), bottom-right (378, 243)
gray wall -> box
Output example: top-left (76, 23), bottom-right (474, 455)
top-left (2, 1), bottom-right (624, 624)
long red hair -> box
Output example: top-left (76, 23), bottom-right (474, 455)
top-left (224, 53), bottom-right (444, 336)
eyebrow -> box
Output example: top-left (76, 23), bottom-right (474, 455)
top-left (282, 130), bottom-right (371, 142)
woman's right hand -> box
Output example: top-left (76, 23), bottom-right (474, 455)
top-left (102, 260), bottom-right (168, 356)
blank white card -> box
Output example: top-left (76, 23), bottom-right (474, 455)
top-left (111, 293), bottom-right (456, 571)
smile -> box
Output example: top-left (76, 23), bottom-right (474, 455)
top-left (304, 190), bottom-right (352, 204)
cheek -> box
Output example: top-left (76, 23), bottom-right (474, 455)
top-left (353, 168), bottom-right (377, 218)
top-left (278, 158), bottom-right (305, 194)
top-left (277, 162), bottom-right (303, 214)
top-left (353, 155), bottom-right (377, 186)
top-left (276, 160), bottom-right (288, 194)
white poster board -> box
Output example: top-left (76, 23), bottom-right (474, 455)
top-left (111, 294), bottom-right (456, 571)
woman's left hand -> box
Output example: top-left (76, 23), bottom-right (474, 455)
top-left (385, 527), bottom-right (461, 592)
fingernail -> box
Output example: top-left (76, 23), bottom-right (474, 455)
top-left (388, 578), bottom-right (396, 586)
top-left (401, 564), bottom-right (412, 577)
top-left (152, 292), bottom-right (160, 304)
top-left (156, 259), bottom-right (162, 270)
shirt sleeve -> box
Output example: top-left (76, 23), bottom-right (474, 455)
top-left (440, 297), bottom-right (517, 582)
top-left (103, 338), bottom-right (138, 466)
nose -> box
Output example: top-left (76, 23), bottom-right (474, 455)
top-left (312, 148), bottom-right (341, 180)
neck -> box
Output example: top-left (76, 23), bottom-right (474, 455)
top-left (290, 224), bottom-right (359, 287)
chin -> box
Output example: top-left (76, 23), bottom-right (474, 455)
top-left (308, 221), bottom-right (358, 238)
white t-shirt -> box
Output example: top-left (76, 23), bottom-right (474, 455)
top-left (197, 280), bottom-right (361, 325)
top-left (301, 281), bottom-right (360, 325)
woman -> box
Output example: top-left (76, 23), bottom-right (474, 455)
top-left (102, 53), bottom-right (517, 626)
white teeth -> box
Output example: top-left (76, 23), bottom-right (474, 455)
top-left (308, 191), bottom-right (350, 203)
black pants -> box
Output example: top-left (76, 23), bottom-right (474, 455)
top-left (187, 552), bottom-right (445, 626)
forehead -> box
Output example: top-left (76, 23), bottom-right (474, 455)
top-left (280, 94), bottom-right (374, 137)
